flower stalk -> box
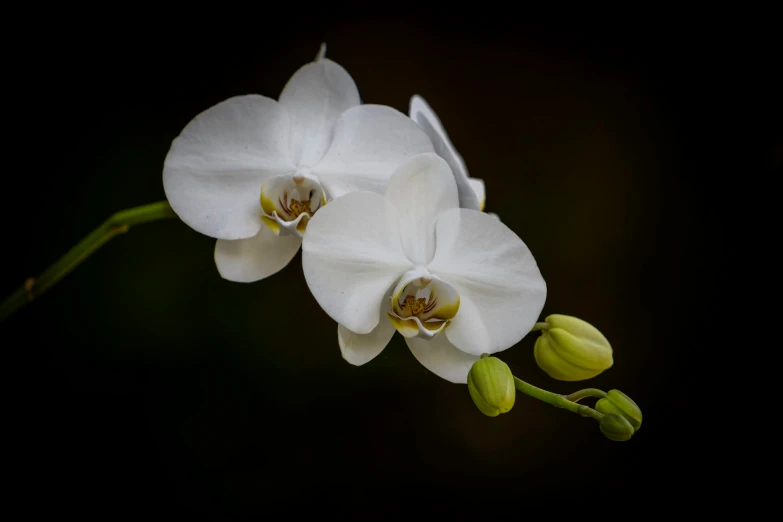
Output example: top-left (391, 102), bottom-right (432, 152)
top-left (466, 319), bottom-right (642, 441)
top-left (564, 388), bottom-right (608, 402)
top-left (530, 322), bottom-right (550, 332)
top-left (512, 377), bottom-right (605, 421)
top-left (0, 201), bottom-right (176, 322)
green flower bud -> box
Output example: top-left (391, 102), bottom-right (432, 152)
top-left (534, 314), bottom-right (613, 381)
top-left (599, 413), bottom-right (634, 442)
top-left (596, 389), bottom-right (642, 431)
top-left (467, 356), bottom-right (516, 417)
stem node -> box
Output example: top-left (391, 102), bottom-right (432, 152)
top-left (24, 278), bottom-right (36, 302)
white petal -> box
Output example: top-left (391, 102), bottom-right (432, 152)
top-left (468, 178), bottom-right (486, 211)
top-left (338, 318), bottom-right (396, 366)
top-left (279, 59), bottom-right (360, 168)
top-left (301, 191), bottom-right (411, 334)
top-left (214, 224), bottom-right (301, 283)
top-left (384, 153), bottom-right (459, 265)
top-left (429, 208), bottom-right (547, 355)
top-left (409, 95), bottom-right (481, 211)
top-left (406, 333), bottom-right (479, 384)
top-left (163, 95), bottom-right (294, 240)
top-left (313, 105), bottom-right (434, 199)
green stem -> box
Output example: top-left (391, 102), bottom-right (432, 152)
top-left (0, 201), bottom-right (176, 323)
top-left (530, 322), bottom-right (550, 332)
top-left (513, 376), bottom-right (604, 422)
top-left (565, 388), bottom-right (608, 403)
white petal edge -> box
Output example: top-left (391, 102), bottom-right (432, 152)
top-left (301, 191), bottom-right (411, 334)
top-left (338, 318), bottom-right (396, 366)
top-left (313, 105), bottom-right (434, 199)
top-left (406, 333), bottom-right (479, 384)
top-left (409, 95), bottom-right (481, 211)
top-left (468, 178), bottom-right (486, 211)
top-left (214, 224), bottom-right (302, 283)
top-left (429, 208), bottom-right (547, 355)
top-left (163, 95), bottom-right (295, 240)
top-left (279, 58), bottom-right (360, 168)
top-left (384, 153), bottom-right (459, 265)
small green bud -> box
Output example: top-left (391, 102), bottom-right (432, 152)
top-left (599, 413), bottom-right (634, 442)
top-left (596, 390), bottom-right (642, 431)
top-left (534, 314), bottom-right (613, 381)
top-left (468, 356), bottom-right (516, 417)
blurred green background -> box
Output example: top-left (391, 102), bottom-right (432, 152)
top-left (2, 10), bottom-right (774, 516)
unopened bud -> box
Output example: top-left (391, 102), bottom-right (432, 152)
top-left (599, 413), bottom-right (634, 442)
top-left (534, 315), bottom-right (613, 381)
top-left (596, 389), bottom-right (642, 431)
top-left (468, 356), bottom-right (516, 417)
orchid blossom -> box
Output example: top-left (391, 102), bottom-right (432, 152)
top-left (0, 43), bottom-right (644, 443)
top-left (301, 153), bottom-right (546, 383)
top-left (163, 48), bottom-right (433, 283)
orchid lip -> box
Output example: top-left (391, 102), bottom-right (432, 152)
top-left (386, 267), bottom-right (460, 340)
top-left (259, 171), bottom-right (327, 237)
top-left (386, 313), bottom-right (451, 339)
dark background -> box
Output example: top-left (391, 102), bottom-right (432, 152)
top-left (3, 10), bottom-right (776, 516)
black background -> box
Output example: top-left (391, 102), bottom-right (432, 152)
top-left (2, 10), bottom-right (776, 516)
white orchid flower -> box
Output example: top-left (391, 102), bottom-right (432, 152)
top-left (301, 152), bottom-right (546, 383)
top-left (409, 95), bottom-right (490, 214)
top-left (163, 46), bottom-right (433, 283)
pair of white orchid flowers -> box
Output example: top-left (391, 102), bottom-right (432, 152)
top-left (162, 46), bottom-right (546, 384)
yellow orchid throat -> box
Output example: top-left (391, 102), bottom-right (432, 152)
top-left (286, 198), bottom-right (313, 218)
top-left (387, 269), bottom-right (460, 339)
top-left (400, 294), bottom-right (435, 317)
top-left (259, 173), bottom-right (327, 236)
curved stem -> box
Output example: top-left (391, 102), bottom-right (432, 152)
top-left (513, 376), bottom-right (604, 421)
top-left (0, 201), bottom-right (176, 323)
top-left (315, 42), bottom-right (327, 61)
top-left (530, 322), bottom-right (550, 332)
top-left (576, 405), bottom-right (604, 421)
top-left (565, 388), bottom-right (608, 403)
